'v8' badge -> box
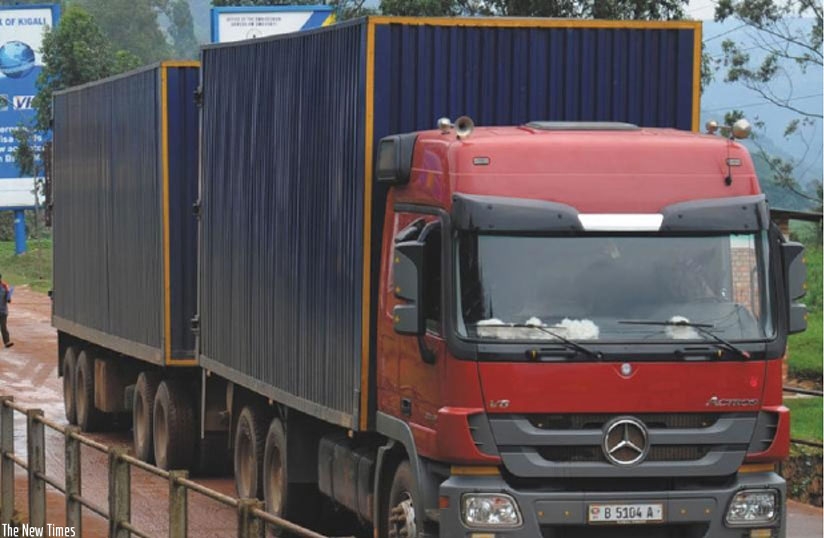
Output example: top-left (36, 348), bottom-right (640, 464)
top-left (489, 400), bottom-right (510, 409)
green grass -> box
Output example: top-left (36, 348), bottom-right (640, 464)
top-left (0, 239), bottom-right (52, 294)
top-left (785, 397), bottom-right (823, 442)
top-left (786, 244), bottom-right (822, 380)
top-left (788, 310), bottom-right (823, 379)
top-left (799, 245), bottom-right (822, 312)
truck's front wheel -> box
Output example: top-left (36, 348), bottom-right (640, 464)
top-left (385, 461), bottom-right (419, 538)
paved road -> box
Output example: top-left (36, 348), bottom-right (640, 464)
top-left (1, 287), bottom-right (821, 537)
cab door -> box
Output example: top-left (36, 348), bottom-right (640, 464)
top-left (376, 208), bottom-right (446, 436)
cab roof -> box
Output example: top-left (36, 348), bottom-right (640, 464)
top-left (400, 125), bottom-right (760, 214)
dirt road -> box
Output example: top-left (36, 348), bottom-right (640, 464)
top-left (1, 287), bottom-right (821, 538)
top-left (0, 287), bottom-right (236, 538)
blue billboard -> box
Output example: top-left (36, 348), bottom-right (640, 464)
top-left (0, 4), bottom-right (59, 211)
top-left (211, 5), bottom-right (334, 43)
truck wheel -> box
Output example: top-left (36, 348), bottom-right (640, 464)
top-left (133, 371), bottom-right (161, 463)
top-left (384, 461), bottom-right (419, 538)
top-left (262, 417), bottom-right (288, 534)
top-left (74, 350), bottom-right (102, 432)
top-left (153, 379), bottom-right (196, 470)
top-left (234, 405), bottom-right (266, 499)
top-left (62, 346), bottom-right (78, 425)
top-left (262, 417), bottom-right (319, 535)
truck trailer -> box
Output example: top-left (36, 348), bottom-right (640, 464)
top-left (52, 61), bottom-right (201, 467)
top-left (52, 17), bottom-right (807, 538)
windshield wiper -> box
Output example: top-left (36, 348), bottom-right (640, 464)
top-left (473, 323), bottom-right (604, 360)
top-left (618, 319), bottom-right (751, 359)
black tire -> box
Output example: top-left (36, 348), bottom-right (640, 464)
top-left (383, 461), bottom-right (420, 538)
top-left (262, 418), bottom-right (288, 535)
top-left (74, 350), bottom-right (102, 432)
top-left (153, 379), bottom-right (196, 470)
top-left (62, 346), bottom-right (78, 425)
top-left (234, 405), bottom-right (266, 499)
top-left (262, 418), bottom-right (322, 537)
top-left (133, 371), bottom-right (161, 463)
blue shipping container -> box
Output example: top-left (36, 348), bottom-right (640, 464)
top-left (198, 17), bottom-right (702, 429)
top-left (53, 62), bottom-right (200, 365)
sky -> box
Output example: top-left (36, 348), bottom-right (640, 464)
top-left (686, 0), bottom-right (719, 20)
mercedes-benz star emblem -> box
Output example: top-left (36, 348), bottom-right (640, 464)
top-left (602, 417), bottom-right (649, 466)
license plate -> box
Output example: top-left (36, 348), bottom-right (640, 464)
top-left (588, 503), bottom-right (664, 524)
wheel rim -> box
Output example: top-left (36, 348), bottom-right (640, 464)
top-left (265, 444), bottom-right (283, 514)
top-left (155, 401), bottom-right (167, 465)
top-left (388, 492), bottom-right (416, 538)
top-left (237, 425), bottom-right (254, 497)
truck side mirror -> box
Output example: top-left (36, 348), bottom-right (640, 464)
top-left (393, 241), bottom-right (425, 335)
top-left (782, 242), bottom-right (807, 334)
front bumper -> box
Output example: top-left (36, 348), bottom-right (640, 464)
top-left (439, 472), bottom-right (786, 537)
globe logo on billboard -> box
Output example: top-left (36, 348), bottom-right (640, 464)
top-left (0, 41), bottom-right (36, 79)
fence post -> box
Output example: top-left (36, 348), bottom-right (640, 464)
top-left (237, 499), bottom-right (264, 538)
top-left (64, 426), bottom-right (82, 535)
top-left (0, 397), bottom-right (14, 525)
top-left (108, 448), bottom-right (130, 538)
top-left (168, 470), bottom-right (188, 538)
top-left (26, 409), bottom-right (46, 530)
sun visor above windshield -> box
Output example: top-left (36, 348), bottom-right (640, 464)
top-left (660, 195), bottom-right (769, 232)
top-left (451, 194), bottom-right (583, 232)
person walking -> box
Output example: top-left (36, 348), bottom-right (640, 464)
top-left (0, 273), bottom-right (12, 348)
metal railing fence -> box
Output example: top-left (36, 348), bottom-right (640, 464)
top-left (0, 395), bottom-right (330, 538)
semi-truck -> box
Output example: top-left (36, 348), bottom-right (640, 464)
top-left (52, 17), bottom-right (807, 538)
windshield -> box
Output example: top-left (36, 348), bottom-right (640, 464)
top-left (456, 233), bottom-right (772, 343)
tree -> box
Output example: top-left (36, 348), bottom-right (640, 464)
top-left (379, 0), bottom-right (689, 18)
top-left (11, 127), bottom-right (36, 179)
top-left (714, 0), bottom-right (822, 210)
top-left (33, 5), bottom-right (121, 130)
top-left (75, 0), bottom-right (172, 63)
top-left (211, 0), bottom-right (318, 5)
top-left (380, 0), bottom-right (460, 16)
top-left (160, 0), bottom-right (199, 58)
top-left (10, 126), bottom-right (46, 236)
top-left (333, 0), bottom-right (377, 20)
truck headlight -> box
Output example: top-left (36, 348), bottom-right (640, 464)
top-left (462, 494), bottom-right (522, 528)
top-left (725, 489), bottom-right (779, 526)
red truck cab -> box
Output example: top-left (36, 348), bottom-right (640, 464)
top-left (374, 121), bottom-right (806, 537)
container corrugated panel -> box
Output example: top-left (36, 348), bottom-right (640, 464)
top-left (199, 18), bottom-right (700, 429)
top-left (199, 21), bottom-right (366, 426)
top-left (371, 21), bottom-right (698, 137)
top-left (53, 63), bottom-right (199, 365)
top-left (166, 65), bottom-right (200, 359)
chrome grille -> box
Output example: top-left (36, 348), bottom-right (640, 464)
top-left (527, 413), bottom-right (720, 430)
top-left (538, 445), bottom-right (712, 463)
top-left (489, 413), bottom-right (758, 479)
